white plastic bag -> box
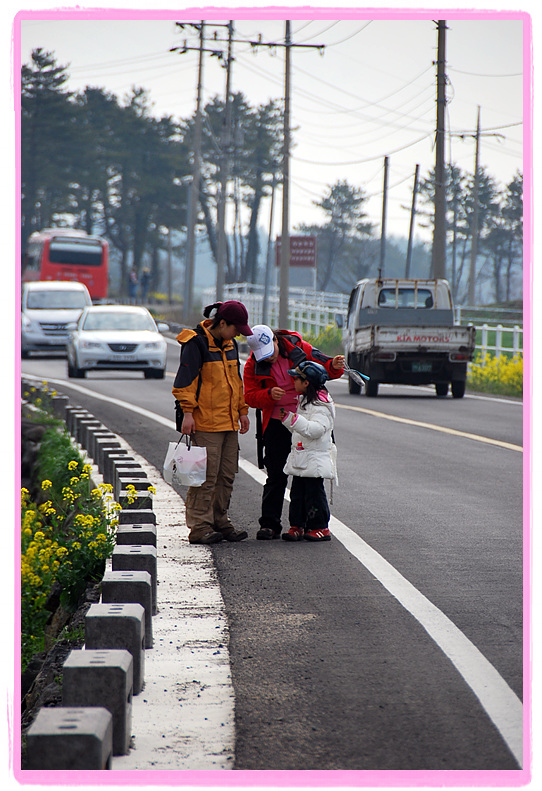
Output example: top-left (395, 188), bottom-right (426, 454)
top-left (163, 435), bottom-right (207, 488)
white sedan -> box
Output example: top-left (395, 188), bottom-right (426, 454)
top-left (66, 305), bottom-right (168, 379)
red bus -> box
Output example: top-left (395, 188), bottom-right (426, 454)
top-left (23, 228), bottom-right (109, 300)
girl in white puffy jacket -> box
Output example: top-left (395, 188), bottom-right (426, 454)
top-left (280, 360), bottom-right (337, 542)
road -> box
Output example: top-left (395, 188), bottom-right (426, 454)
top-left (21, 338), bottom-right (525, 773)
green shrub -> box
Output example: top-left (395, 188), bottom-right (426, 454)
top-left (21, 425), bottom-right (121, 669)
top-left (304, 325), bottom-right (343, 357)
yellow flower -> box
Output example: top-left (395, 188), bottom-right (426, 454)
top-left (68, 460), bottom-right (79, 471)
top-left (41, 480), bottom-right (52, 490)
top-left (70, 476), bottom-right (80, 486)
top-left (147, 485), bottom-right (156, 495)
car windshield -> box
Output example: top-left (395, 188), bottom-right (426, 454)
top-left (26, 291), bottom-right (89, 310)
top-left (82, 312), bottom-right (156, 332)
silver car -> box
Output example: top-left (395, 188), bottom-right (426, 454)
top-left (21, 281), bottom-right (92, 357)
top-left (66, 305), bottom-right (168, 379)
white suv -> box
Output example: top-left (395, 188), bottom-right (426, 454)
top-left (21, 281), bottom-right (92, 357)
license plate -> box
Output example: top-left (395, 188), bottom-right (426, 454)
top-left (412, 362), bottom-right (432, 372)
top-left (108, 354), bottom-right (135, 361)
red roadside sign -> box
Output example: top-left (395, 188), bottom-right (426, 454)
top-left (275, 235), bottom-right (317, 267)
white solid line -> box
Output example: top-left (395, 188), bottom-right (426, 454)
top-left (26, 374), bottom-right (523, 769)
top-left (239, 455), bottom-right (523, 769)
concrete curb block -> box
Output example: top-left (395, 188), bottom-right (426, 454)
top-left (21, 377), bottom-right (235, 771)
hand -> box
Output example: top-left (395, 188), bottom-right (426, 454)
top-left (280, 407), bottom-right (289, 422)
top-left (181, 413), bottom-right (196, 435)
top-left (332, 355), bottom-right (345, 370)
top-left (270, 387), bottom-right (285, 401)
top-left (239, 415), bottom-right (250, 434)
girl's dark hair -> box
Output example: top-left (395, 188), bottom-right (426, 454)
top-left (300, 382), bottom-right (328, 409)
top-left (273, 331), bottom-right (289, 358)
top-left (203, 302), bottom-right (233, 329)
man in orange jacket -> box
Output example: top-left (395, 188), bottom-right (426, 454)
top-left (172, 301), bottom-right (252, 544)
top-left (244, 325), bottom-right (344, 540)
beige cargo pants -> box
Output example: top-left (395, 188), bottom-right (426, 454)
top-left (185, 430), bottom-right (239, 542)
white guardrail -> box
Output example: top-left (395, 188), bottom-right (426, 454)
top-left (203, 284), bottom-right (523, 359)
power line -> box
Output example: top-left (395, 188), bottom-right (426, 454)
top-left (449, 66), bottom-right (522, 78)
top-left (292, 131), bottom-right (434, 166)
top-left (322, 20), bottom-right (373, 46)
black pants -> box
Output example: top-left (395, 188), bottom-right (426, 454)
top-left (260, 418), bottom-right (292, 532)
top-left (289, 476), bottom-right (330, 532)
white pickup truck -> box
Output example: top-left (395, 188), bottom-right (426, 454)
top-left (342, 278), bottom-right (476, 398)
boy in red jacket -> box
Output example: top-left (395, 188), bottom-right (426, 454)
top-left (244, 325), bottom-right (344, 540)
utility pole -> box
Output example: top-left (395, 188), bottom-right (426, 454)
top-left (380, 156), bottom-right (389, 277)
top-left (279, 20), bottom-right (292, 329)
top-left (167, 227), bottom-right (172, 304)
top-left (216, 22), bottom-right (234, 302)
top-left (449, 108), bottom-right (504, 305)
top-left (432, 20), bottom-right (447, 279)
top-left (405, 164), bottom-right (420, 278)
top-left (171, 22), bottom-right (226, 321)
top-left (250, 25), bottom-right (325, 328)
top-left (263, 171), bottom-right (278, 326)
top-left (468, 107), bottom-right (481, 306)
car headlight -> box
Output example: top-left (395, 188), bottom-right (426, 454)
top-left (144, 342), bottom-right (161, 349)
top-left (22, 315), bottom-right (38, 332)
top-left (80, 340), bottom-right (103, 349)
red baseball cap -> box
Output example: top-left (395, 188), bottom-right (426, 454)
top-left (217, 301), bottom-right (253, 336)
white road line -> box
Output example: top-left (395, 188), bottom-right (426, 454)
top-left (329, 377), bottom-right (523, 406)
top-left (333, 402), bottom-right (523, 452)
top-left (26, 374), bottom-right (524, 768)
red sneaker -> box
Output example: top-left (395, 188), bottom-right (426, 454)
top-left (282, 526), bottom-right (304, 541)
top-left (304, 528), bottom-right (331, 542)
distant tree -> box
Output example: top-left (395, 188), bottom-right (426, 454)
top-left (417, 163), bottom-right (522, 304)
top-left (501, 172), bottom-right (523, 301)
top-left (100, 88), bottom-right (188, 294)
top-left (195, 93), bottom-right (283, 284)
top-left (70, 87), bottom-right (123, 235)
top-left (21, 49), bottom-right (75, 253)
top-left (298, 180), bottom-right (375, 292)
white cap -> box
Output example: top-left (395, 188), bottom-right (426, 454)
top-left (246, 324), bottom-right (275, 361)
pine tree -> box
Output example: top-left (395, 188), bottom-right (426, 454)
top-left (21, 49), bottom-right (74, 253)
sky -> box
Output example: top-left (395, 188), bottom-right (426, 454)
top-left (13, 4), bottom-right (528, 246)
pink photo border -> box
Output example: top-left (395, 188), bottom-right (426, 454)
top-left (11, 5), bottom-right (533, 788)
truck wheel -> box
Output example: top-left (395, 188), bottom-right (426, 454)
top-left (451, 380), bottom-right (466, 399)
top-left (435, 383), bottom-right (449, 397)
top-left (348, 376), bottom-right (361, 395)
top-left (365, 380), bottom-right (379, 397)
